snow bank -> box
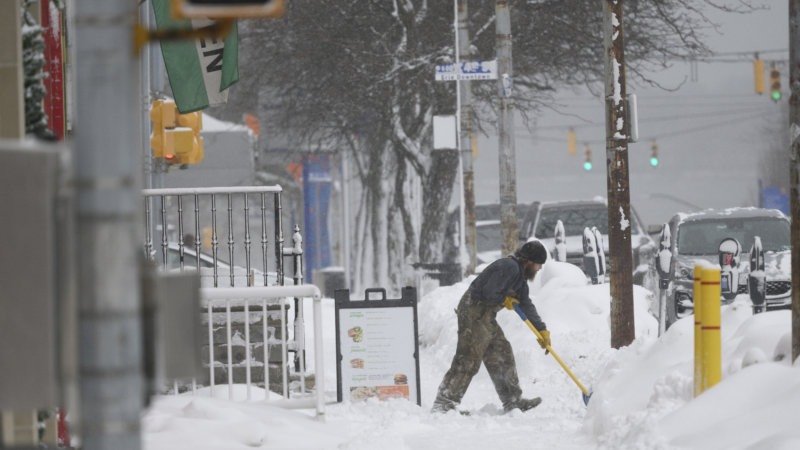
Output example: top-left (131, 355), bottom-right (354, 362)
top-left (585, 296), bottom-right (798, 449)
top-left (143, 388), bottom-right (347, 450)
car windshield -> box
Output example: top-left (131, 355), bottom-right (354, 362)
top-left (476, 222), bottom-right (502, 253)
top-left (475, 205), bottom-right (526, 230)
top-left (677, 218), bottom-right (790, 255)
top-left (535, 205), bottom-right (639, 238)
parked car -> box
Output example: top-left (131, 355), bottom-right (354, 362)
top-left (643, 208), bottom-right (791, 329)
top-left (444, 203), bottom-right (530, 265)
top-left (519, 198), bottom-right (655, 284)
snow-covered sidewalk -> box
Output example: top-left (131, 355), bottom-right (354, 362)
top-left (143, 261), bottom-right (799, 449)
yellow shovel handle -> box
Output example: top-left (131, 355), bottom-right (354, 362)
top-left (523, 319), bottom-right (589, 396)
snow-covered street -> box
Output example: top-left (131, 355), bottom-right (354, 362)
top-left (143, 260), bottom-right (800, 449)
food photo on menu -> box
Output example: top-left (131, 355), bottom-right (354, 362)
top-left (394, 374), bottom-right (407, 385)
top-left (347, 326), bottom-right (363, 342)
top-left (350, 358), bottom-right (365, 369)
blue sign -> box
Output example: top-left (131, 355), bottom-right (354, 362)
top-left (303, 155), bottom-right (333, 283)
top-left (435, 60), bottom-right (498, 81)
top-left (763, 187), bottom-right (789, 215)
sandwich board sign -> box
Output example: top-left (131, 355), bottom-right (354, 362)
top-left (435, 60), bottom-right (498, 81)
top-left (334, 287), bottom-right (421, 406)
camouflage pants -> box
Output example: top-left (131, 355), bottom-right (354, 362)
top-left (433, 290), bottom-right (522, 411)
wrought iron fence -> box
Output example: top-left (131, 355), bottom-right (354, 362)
top-left (142, 186), bottom-right (311, 407)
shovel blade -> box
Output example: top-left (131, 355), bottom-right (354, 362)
top-left (583, 392), bottom-right (593, 406)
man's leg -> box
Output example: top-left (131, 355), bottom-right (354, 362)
top-left (482, 326), bottom-right (525, 411)
top-left (432, 293), bottom-right (493, 412)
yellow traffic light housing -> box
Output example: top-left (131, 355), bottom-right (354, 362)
top-left (568, 130), bottom-right (576, 155)
top-left (753, 60), bottom-right (765, 95)
top-left (770, 68), bottom-right (781, 101)
top-left (171, 0), bottom-right (284, 19)
top-left (151, 100), bottom-right (204, 165)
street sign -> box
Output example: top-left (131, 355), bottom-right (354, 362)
top-left (435, 60), bottom-right (498, 81)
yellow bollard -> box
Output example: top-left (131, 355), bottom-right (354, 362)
top-left (701, 269), bottom-right (722, 391)
top-left (693, 265), bottom-right (703, 397)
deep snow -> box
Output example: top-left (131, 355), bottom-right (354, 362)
top-left (143, 260), bottom-right (798, 449)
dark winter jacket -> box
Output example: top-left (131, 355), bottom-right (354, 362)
top-left (469, 256), bottom-right (547, 331)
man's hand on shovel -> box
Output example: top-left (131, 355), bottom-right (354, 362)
top-left (537, 330), bottom-right (551, 355)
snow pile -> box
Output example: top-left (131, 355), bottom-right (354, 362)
top-left (143, 387), bottom-right (347, 450)
top-left (585, 296), bottom-right (798, 449)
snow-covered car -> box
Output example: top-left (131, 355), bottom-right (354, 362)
top-left (519, 198), bottom-right (654, 284)
top-left (643, 208), bottom-right (791, 329)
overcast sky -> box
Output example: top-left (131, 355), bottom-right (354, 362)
top-left (472, 0), bottom-right (787, 228)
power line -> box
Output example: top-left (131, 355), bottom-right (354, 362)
top-left (524, 109), bottom-right (782, 145)
top-left (519, 104), bottom-right (774, 131)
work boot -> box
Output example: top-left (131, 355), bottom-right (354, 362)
top-left (431, 394), bottom-right (458, 414)
top-left (503, 397), bottom-right (542, 414)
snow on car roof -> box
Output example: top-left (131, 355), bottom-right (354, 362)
top-left (539, 197), bottom-right (608, 208)
top-left (675, 207), bottom-right (788, 224)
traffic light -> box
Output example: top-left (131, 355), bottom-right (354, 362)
top-left (150, 100), bottom-right (204, 166)
top-left (172, 0), bottom-right (284, 19)
top-left (770, 68), bottom-right (781, 101)
top-left (150, 99), bottom-right (175, 158)
top-left (753, 60), bottom-right (765, 94)
top-left (584, 145), bottom-right (592, 171)
top-left (568, 130), bottom-right (576, 155)
top-left (650, 141), bottom-right (659, 167)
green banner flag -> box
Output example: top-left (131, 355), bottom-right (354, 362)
top-left (151, 0), bottom-right (239, 114)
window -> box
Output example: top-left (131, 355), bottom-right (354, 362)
top-left (677, 218), bottom-right (790, 255)
top-left (476, 222), bottom-right (502, 253)
top-left (535, 205), bottom-right (639, 238)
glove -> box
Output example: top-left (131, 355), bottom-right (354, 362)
top-left (503, 296), bottom-right (519, 311)
top-left (537, 330), bottom-right (551, 353)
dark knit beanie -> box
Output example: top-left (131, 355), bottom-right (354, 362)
top-left (517, 241), bottom-right (548, 264)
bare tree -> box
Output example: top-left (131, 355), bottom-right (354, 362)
top-left (215, 0), bottom-right (752, 291)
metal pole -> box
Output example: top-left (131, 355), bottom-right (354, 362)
top-left (342, 151), bottom-right (352, 290)
top-left (790, 0), bottom-right (800, 363)
top-left (74, 0), bottom-right (144, 447)
top-left (496, 0), bottom-right (518, 256)
top-left (603, 0), bottom-right (635, 349)
top-left (454, 0), bottom-right (467, 274)
top-left (140, 1), bottom-right (151, 191)
top-left (458, 0), bottom-right (477, 274)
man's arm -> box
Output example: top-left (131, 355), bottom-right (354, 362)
top-left (480, 260), bottom-right (515, 304)
top-left (518, 296), bottom-right (547, 331)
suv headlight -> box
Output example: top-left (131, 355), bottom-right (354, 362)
top-left (673, 261), bottom-right (692, 280)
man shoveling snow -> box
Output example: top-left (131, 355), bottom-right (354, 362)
top-left (432, 241), bottom-right (550, 414)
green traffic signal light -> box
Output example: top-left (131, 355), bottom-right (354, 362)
top-left (650, 157), bottom-right (658, 167)
top-left (772, 91), bottom-right (781, 101)
top-left (584, 162), bottom-right (592, 171)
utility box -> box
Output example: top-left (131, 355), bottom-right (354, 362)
top-left (0, 141), bottom-right (62, 409)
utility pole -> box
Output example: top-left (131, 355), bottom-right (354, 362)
top-left (495, 0), bottom-right (518, 257)
top-left (74, 1), bottom-right (144, 450)
top-left (789, 0), bottom-right (800, 363)
top-left (602, 0), bottom-right (635, 349)
top-left (457, 0), bottom-right (477, 274)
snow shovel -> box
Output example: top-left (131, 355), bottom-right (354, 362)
top-left (503, 297), bottom-right (593, 406)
